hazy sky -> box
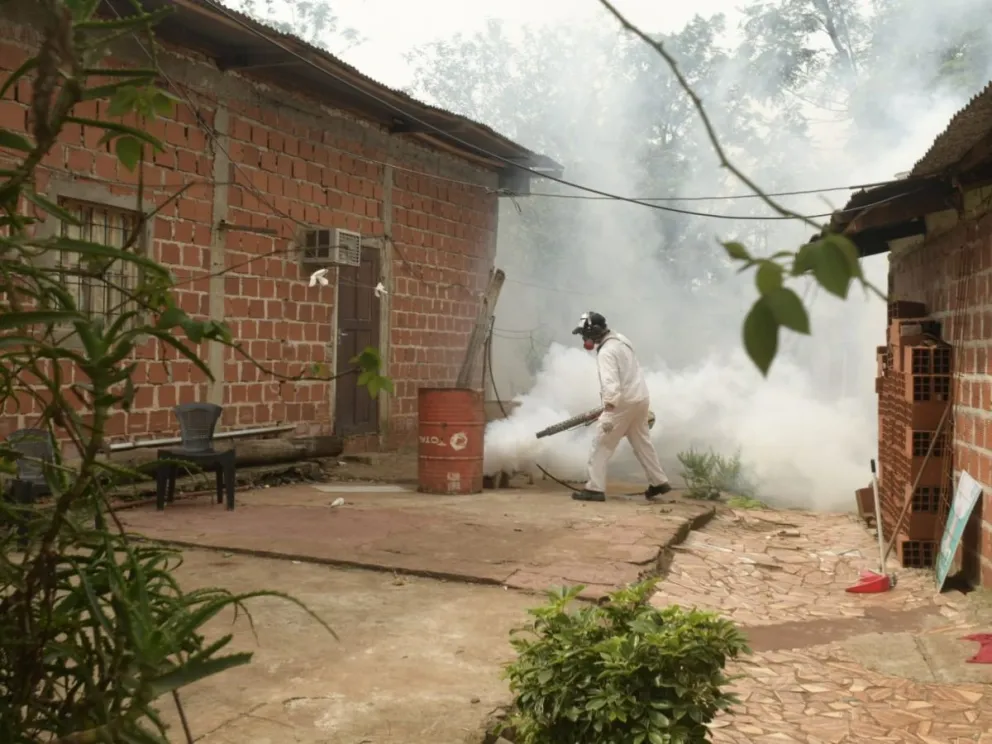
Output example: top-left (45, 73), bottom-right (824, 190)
top-left (308, 0), bottom-right (739, 89)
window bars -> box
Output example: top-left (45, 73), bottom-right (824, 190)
top-left (58, 200), bottom-right (140, 320)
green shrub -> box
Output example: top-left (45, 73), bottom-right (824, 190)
top-left (504, 579), bottom-right (750, 744)
top-left (677, 448), bottom-right (758, 501)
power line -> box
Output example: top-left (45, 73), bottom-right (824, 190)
top-left (515, 187), bottom-right (917, 220)
top-left (112, 1), bottom-right (917, 225)
top-left (101, 3), bottom-right (896, 307)
top-left (194, 0), bottom-right (854, 224)
top-left (525, 177), bottom-right (910, 202)
top-left (196, 0), bottom-right (921, 223)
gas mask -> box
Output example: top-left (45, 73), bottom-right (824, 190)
top-left (571, 311), bottom-right (608, 351)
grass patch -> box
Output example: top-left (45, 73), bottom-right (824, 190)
top-left (726, 495), bottom-right (768, 509)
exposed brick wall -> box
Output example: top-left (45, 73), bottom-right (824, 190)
top-left (0, 10), bottom-right (499, 453)
top-left (889, 211), bottom-right (992, 585)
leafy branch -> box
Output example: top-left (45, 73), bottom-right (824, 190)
top-left (597, 0), bottom-right (886, 375)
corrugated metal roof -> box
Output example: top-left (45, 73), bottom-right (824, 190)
top-left (911, 81), bottom-right (992, 177)
top-left (826, 80), bottom-right (992, 250)
top-left (118, 0), bottom-right (560, 174)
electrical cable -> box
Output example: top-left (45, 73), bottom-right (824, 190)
top-left (196, 0), bottom-right (902, 224)
top-left (525, 177), bottom-right (912, 202)
top-left (111, 5), bottom-right (889, 320)
top-left (95, 5), bottom-right (912, 210)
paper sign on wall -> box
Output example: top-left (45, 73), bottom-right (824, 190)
top-left (935, 471), bottom-right (983, 592)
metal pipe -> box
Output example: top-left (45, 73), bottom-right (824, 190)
top-left (108, 424), bottom-right (297, 452)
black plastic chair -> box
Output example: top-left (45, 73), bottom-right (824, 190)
top-left (4, 428), bottom-right (55, 542)
top-left (155, 403), bottom-right (236, 511)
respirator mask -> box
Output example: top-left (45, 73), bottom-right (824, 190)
top-left (571, 311), bottom-right (608, 351)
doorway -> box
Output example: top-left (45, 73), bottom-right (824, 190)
top-left (334, 245), bottom-right (381, 436)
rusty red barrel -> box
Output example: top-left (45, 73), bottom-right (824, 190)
top-left (417, 387), bottom-right (485, 494)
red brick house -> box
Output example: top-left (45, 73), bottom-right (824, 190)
top-left (0, 0), bottom-right (558, 451)
top-left (836, 82), bottom-right (992, 586)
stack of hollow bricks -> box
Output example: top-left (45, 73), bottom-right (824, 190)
top-left (874, 300), bottom-right (954, 569)
top-left (0, 20), bottom-right (497, 453)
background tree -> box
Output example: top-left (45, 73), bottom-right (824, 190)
top-left (227, 0), bottom-right (363, 53)
top-left (407, 14), bottom-right (823, 373)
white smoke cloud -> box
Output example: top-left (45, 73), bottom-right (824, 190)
top-left (477, 5), bottom-right (983, 512)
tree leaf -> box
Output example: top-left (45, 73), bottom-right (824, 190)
top-left (152, 90), bottom-right (179, 117)
top-left (754, 261), bottom-right (783, 296)
top-left (148, 653), bottom-right (254, 698)
top-left (0, 128), bottom-right (33, 152)
top-left (742, 298), bottom-right (779, 376)
top-left (144, 329), bottom-right (214, 381)
top-left (23, 190), bottom-right (82, 225)
top-left (0, 57), bottom-right (38, 101)
top-left (65, 115), bottom-right (164, 150)
top-left (157, 307), bottom-right (187, 330)
top-left (115, 135), bottom-right (143, 171)
top-left (722, 241), bottom-right (750, 261)
top-left (53, 237), bottom-right (170, 278)
top-left (763, 287), bottom-right (810, 335)
top-left (183, 318), bottom-right (204, 343)
top-left (812, 239), bottom-right (854, 298)
top-left (366, 376), bottom-right (381, 399)
top-left (791, 243), bottom-right (816, 275)
top-left (824, 233), bottom-right (863, 279)
top-left (0, 310), bottom-right (83, 331)
top-left (83, 79), bottom-right (154, 104)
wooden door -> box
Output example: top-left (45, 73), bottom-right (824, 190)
top-left (334, 246), bottom-right (381, 436)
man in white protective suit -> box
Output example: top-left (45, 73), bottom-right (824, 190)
top-left (570, 311), bottom-right (672, 503)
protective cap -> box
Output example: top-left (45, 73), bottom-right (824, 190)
top-left (572, 311), bottom-right (608, 337)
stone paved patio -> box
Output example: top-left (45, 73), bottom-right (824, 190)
top-left (652, 509), bottom-right (992, 743)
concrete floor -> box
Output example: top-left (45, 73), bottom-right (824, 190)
top-left (120, 484), bottom-right (713, 600)
top-left (164, 551), bottom-right (535, 744)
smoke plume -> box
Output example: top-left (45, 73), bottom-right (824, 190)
top-left (458, 6), bottom-right (988, 511)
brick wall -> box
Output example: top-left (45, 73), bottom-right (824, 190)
top-left (0, 11), bottom-right (499, 452)
top-left (888, 209), bottom-right (992, 585)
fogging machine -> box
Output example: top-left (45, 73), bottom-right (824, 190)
top-left (535, 407), bottom-right (656, 439)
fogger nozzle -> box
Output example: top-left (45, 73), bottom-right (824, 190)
top-left (534, 407), bottom-right (657, 439)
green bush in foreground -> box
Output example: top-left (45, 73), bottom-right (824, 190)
top-left (504, 579), bottom-right (750, 744)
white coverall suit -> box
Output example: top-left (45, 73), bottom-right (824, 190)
top-left (585, 333), bottom-right (670, 494)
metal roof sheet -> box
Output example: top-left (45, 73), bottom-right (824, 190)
top-left (115, 0), bottom-right (561, 175)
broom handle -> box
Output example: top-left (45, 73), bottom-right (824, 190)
top-left (881, 402), bottom-right (951, 565)
top-left (870, 460), bottom-right (884, 574)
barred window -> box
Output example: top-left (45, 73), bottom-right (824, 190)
top-left (58, 200), bottom-right (141, 320)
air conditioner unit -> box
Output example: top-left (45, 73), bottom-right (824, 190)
top-left (301, 228), bottom-right (362, 267)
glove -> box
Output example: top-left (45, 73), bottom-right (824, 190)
top-left (600, 416), bottom-right (615, 434)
